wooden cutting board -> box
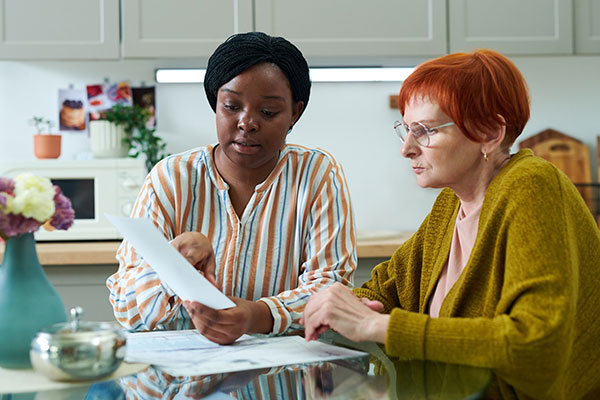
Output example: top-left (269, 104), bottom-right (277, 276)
top-left (519, 129), bottom-right (593, 211)
top-left (519, 129), bottom-right (591, 183)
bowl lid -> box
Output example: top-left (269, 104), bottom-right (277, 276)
top-left (34, 307), bottom-right (124, 343)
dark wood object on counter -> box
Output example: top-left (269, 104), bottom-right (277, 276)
top-left (518, 128), bottom-right (591, 184)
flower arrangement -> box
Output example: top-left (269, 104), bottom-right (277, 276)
top-left (0, 174), bottom-right (74, 241)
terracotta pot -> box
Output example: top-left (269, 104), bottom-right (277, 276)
top-left (33, 134), bottom-right (61, 159)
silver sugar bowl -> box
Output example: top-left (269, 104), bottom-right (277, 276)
top-left (30, 307), bottom-right (126, 381)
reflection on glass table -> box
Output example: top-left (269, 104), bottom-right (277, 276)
top-left (1, 338), bottom-right (491, 399)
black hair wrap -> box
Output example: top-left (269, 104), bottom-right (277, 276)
top-left (204, 32), bottom-right (311, 119)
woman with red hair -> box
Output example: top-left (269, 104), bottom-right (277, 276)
top-left (302, 49), bottom-right (600, 399)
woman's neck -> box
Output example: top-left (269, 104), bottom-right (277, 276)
top-left (456, 151), bottom-right (511, 215)
top-left (213, 145), bottom-right (278, 189)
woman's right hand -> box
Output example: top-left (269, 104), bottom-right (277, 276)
top-left (301, 283), bottom-right (389, 343)
top-left (170, 232), bottom-right (217, 287)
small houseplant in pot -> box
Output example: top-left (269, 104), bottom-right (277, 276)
top-left (30, 117), bottom-right (61, 159)
top-left (103, 104), bottom-right (168, 172)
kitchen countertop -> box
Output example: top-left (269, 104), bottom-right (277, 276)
top-left (1, 233), bottom-right (413, 266)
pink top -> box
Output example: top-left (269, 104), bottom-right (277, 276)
top-left (429, 199), bottom-right (483, 318)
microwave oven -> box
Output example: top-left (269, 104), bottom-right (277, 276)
top-left (0, 158), bottom-right (146, 241)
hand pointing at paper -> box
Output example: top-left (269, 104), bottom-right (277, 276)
top-left (170, 232), bottom-right (217, 287)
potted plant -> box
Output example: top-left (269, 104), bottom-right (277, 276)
top-left (103, 104), bottom-right (168, 172)
top-left (30, 116), bottom-right (61, 159)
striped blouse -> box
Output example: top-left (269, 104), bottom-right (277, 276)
top-left (106, 144), bottom-right (356, 334)
top-left (118, 365), bottom-right (305, 399)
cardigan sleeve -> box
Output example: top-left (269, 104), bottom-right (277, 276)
top-left (382, 166), bottom-right (584, 398)
top-left (353, 212), bottom-right (431, 314)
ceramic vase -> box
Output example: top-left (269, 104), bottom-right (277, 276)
top-left (0, 232), bottom-right (67, 369)
top-left (89, 120), bottom-right (129, 158)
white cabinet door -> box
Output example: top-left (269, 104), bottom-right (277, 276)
top-left (575, 0), bottom-right (600, 53)
top-left (449, 0), bottom-right (573, 55)
top-left (254, 0), bottom-right (447, 58)
top-left (0, 0), bottom-right (119, 60)
top-left (122, 0), bottom-right (253, 58)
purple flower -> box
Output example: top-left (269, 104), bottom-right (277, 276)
top-left (0, 176), bottom-right (75, 239)
top-left (0, 177), bottom-right (15, 194)
top-left (0, 212), bottom-right (42, 238)
top-left (0, 177), bottom-right (14, 209)
top-left (49, 186), bottom-right (74, 230)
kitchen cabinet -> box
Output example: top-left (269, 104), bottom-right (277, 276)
top-left (121, 0), bottom-right (253, 58)
top-left (0, 0), bottom-right (119, 60)
top-left (254, 0), bottom-right (447, 58)
top-left (449, 0), bottom-right (573, 55)
top-left (1, 0), bottom-right (596, 61)
top-left (122, 0), bottom-right (446, 59)
top-left (575, 0), bottom-right (600, 53)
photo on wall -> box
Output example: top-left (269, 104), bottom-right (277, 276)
top-left (86, 84), bottom-right (110, 121)
top-left (58, 88), bottom-right (87, 132)
top-left (132, 86), bottom-right (156, 129)
top-left (87, 81), bottom-right (133, 122)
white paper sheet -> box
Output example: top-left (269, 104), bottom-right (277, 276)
top-left (105, 214), bottom-right (235, 309)
top-left (124, 330), bottom-right (368, 376)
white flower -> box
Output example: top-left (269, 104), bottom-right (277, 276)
top-left (5, 173), bottom-right (55, 222)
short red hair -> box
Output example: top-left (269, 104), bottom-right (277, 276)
top-left (398, 49), bottom-right (530, 147)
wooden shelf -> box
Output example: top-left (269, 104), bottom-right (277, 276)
top-left (1, 233), bottom-right (413, 266)
top-left (356, 232), bottom-right (412, 258)
top-left (0, 241), bottom-right (122, 266)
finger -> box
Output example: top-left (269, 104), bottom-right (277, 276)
top-left (363, 299), bottom-right (385, 312)
top-left (205, 271), bottom-right (218, 288)
top-left (186, 307), bottom-right (240, 340)
top-left (186, 301), bottom-right (243, 327)
top-left (305, 318), bottom-right (328, 341)
top-left (316, 325), bottom-right (330, 335)
top-left (194, 320), bottom-right (241, 344)
top-left (202, 327), bottom-right (236, 344)
top-left (189, 249), bottom-right (211, 269)
top-left (304, 320), bottom-right (315, 341)
top-left (204, 254), bottom-right (217, 286)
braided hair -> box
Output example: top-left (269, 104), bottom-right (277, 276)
top-left (204, 32), bottom-right (311, 119)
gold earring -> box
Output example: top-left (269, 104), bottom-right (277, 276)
top-left (483, 150), bottom-right (488, 161)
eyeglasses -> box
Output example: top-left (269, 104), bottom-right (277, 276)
top-left (393, 120), bottom-right (456, 147)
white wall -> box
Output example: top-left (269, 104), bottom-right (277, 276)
top-left (1, 56), bottom-right (599, 233)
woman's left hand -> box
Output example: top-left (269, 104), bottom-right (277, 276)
top-left (183, 297), bottom-right (274, 345)
top-left (301, 283), bottom-right (389, 343)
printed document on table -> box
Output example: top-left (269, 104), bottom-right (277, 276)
top-left (125, 330), bottom-right (368, 376)
top-left (105, 214), bottom-right (235, 309)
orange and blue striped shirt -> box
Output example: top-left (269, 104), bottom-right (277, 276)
top-left (106, 144), bottom-right (356, 334)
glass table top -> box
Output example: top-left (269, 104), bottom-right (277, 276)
top-left (0, 340), bottom-right (491, 399)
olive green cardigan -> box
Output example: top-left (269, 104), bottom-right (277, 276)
top-left (355, 149), bottom-right (600, 400)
